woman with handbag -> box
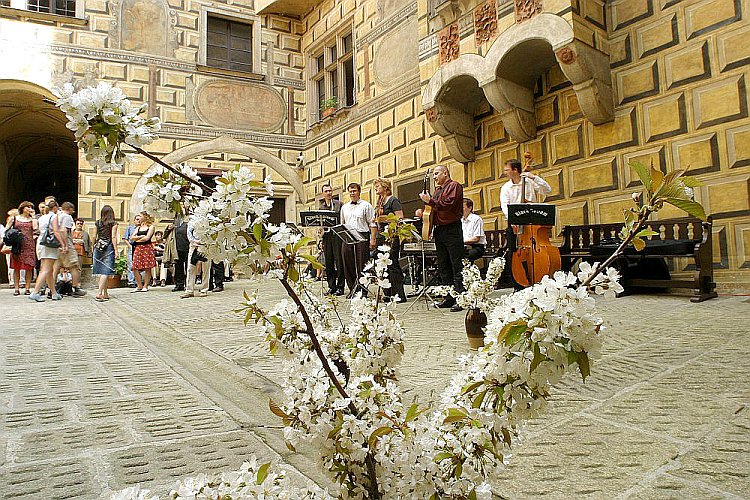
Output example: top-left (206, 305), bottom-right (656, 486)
top-left (130, 211), bottom-right (157, 292)
top-left (8, 201), bottom-right (37, 296)
top-left (92, 205), bottom-right (119, 302)
top-left (29, 200), bottom-right (65, 302)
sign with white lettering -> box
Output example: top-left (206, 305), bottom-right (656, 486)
top-left (507, 204), bottom-right (556, 226)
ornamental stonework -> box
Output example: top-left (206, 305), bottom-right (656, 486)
top-left (438, 23), bottom-right (460, 65)
top-left (514, 0), bottom-right (543, 23)
top-left (556, 47), bottom-right (576, 64)
top-left (474, 0), bottom-right (498, 46)
top-left (425, 106), bottom-right (439, 122)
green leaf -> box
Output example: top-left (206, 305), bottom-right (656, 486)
top-left (287, 265), bottom-right (299, 282)
top-left (252, 222), bottom-right (263, 243)
top-left (472, 389), bottom-right (488, 409)
top-left (650, 167), bottom-right (664, 194)
top-left (434, 452), bottom-right (453, 462)
top-left (368, 426), bottom-right (393, 448)
top-left (299, 253), bottom-right (324, 270)
top-left (631, 237), bottom-right (646, 252)
top-left (256, 462), bottom-right (271, 485)
top-left (577, 351), bottom-right (591, 382)
top-left (285, 441), bottom-right (296, 453)
top-left (461, 381), bottom-right (484, 395)
top-left (443, 407), bottom-right (468, 424)
top-left (501, 427), bottom-right (512, 446)
top-left (468, 489), bottom-right (478, 500)
top-left (405, 403), bottom-right (427, 423)
top-left (293, 236), bottom-right (314, 253)
top-left (529, 342), bottom-right (545, 373)
top-left (664, 197), bottom-right (707, 221)
top-left (216, 177), bottom-right (230, 184)
top-left (498, 320), bottom-right (528, 347)
top-left (680, 176), bottom-right (701, 188)
top-left (634, 229), bottom-right (659, 238)
top-left (629, 161), bottom-right (651, 190)
top-left (269, 399), bottom-right (288, 419)
top-left (454, 461), bottom-right (463, 478)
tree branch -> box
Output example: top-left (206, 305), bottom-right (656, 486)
top-left (132, 146), bottom-right (214, 194)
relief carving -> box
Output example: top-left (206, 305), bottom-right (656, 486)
top-left (438, 23), bottom-right (460, 65)
top-left (194, 80), bottom-right (286, 132)
top-left (425, 106), bottom-right (439, 122)
top-left (556, 47), bottom-right (576, 64)
top-left (514, 0), bottom-right (543, 23)
top-left (109, 0), bottom-right (177, 57)
top-left (474, 0), bottom-right (497, 46)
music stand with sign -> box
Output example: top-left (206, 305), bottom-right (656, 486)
top-left (299, 210), bottom-right (340, 295)
top-left (330, 224), bottom-right (369, 298)
top-left (507, 203), bottom-right (556, 226)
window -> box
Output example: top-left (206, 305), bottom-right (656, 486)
top-left (26, 0), bottom-right (75, 16)
top-left (310, 29), bottom-right (356, 122)
top-left (206, 15), bottom-right (253, 73)
top-left (0, 0), bottom-right (10, 6)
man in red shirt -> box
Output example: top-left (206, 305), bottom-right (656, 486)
top-left (419, 165), bottom-right (465, 311)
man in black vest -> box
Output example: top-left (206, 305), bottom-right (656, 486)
top-left (319, 184), bottom-right (345, 295)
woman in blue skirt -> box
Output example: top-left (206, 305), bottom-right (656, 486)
top-left (92, 205), bottom-right (119, 302)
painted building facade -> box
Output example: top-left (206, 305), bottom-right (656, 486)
top-left (0, 0), bottom-right (748, 290)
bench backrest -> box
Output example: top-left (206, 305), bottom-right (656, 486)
top-left (484, 229), bottom-right (506, 254)
top-left (561, 217), bottom-right (711, 252)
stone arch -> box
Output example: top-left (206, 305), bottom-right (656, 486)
top-left (423, 13), bottom-right (613, 160)
top-left (130, 136), bottom-right (304, 216)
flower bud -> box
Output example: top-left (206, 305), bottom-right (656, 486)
top-left (631, 192), bottom-right (641, 203)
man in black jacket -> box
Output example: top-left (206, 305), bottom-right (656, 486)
top-left (172, 218), bottom-right (189, 292)
top-left (319, 184), bottom-right (345, 295)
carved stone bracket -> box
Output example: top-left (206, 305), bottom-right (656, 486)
top-left (474, 0), bottom-right (497, 46)
top-left (423, 13), bottom-right (614, 161)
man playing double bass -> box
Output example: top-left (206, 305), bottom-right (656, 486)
top-left (500, 158), bottom-right (552, 289)
top-left (419, 165), bottom-right (465, 312)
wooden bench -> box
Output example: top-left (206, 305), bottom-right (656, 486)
top-left (560, 217), bottom-right (718, 302)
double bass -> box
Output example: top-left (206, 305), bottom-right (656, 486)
top-left (511, 152), bottom-right (562, 287)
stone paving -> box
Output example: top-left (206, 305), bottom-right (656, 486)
top-left (0, 280), bottom-right (748, 499)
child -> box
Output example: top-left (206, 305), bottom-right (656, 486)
top-left (55, 267), bottom-right (73, 296)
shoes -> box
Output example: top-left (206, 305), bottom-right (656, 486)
top-left (130, 288), bottom-right (142, 293)
top-left (160, 280), bottom-right (166, 287)
top-left (180, 291), bottom-right (194, 298)
top-left (28, 292), bottom-right (46, 302)
top-left (128, 283), bottom-right (137, 288)
top-left (71, 288), bottom-right (87, 298)
top-left (450, 304), bottom-right (464, 312)
top-left (51, 293), bottom-right (63, 301)
top-left (47, 291), bottom-right (52, 299)
top-left (13, 290), bottom-right (20, 296)
top-left (172, 286), bottom-right (185, 292)
top-left (211, 287), bottom-right (224, 293)
top-left (24, 289), bottom-right (30, 295)
top-left (195, 291), bottom-right (208, 297)
top-left (334, 289), bottom-right (345, 296)
top-left (95, 296), bottom-right (107, 302)
top-left (437, 297), bottom-right (456, 308)
top-left (139, 288), bottom-right (149, 292)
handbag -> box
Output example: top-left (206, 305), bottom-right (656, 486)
top-left (190, 249), bottom-right (208, 265)
top-left (40, 215), bottom-right (61, 248)
top-left (94, 221), bottom-right (112, 252)
top-left (2, 217), bottom-right (24, 254)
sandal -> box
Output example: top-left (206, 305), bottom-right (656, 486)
top-left (13, 290), bottom-right (20, 296)
top-left (95, 295), bottom-right (107, 302)
top-left (131, 288), bottom-right (142, 293)
top-left (24, 289), bottom-right (31, 295)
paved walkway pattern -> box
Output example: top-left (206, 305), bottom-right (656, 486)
top-left (0, 281), bottom-right (748, 499)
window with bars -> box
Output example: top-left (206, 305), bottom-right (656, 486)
top-left (310, 30), bottom-right (356, 122)
top-left (26, 0), bottom-right (76, 17)
top-left (0, 0), bottom-right (10, 7)
top-left (206, 15), bottom-right (253, 73)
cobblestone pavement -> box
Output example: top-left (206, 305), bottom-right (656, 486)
top-left (0, 280), bottom-right (748, 499)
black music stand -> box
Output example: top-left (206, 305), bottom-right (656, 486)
top-left (300, 211), bottom-right (339, 295)
top-left (331, 224), bottom-right (369, 298)
top-left (403, 236), bottom-right (439, 313)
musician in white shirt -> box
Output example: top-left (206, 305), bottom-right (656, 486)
top-left (340, 182), bottom-right (377, 296)
top-left (461, 198), bottom-right (486, 263)
top-left (499, 158), bottom-right (552, 218)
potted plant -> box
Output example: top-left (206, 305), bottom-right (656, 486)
top-left (320, 96), bottom-right (339, 119)
top-left (108, 255), bottom-right (128, 288)
top-left (453, 257), bottom-right (506, 349)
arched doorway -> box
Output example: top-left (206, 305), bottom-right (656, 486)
top-left (130, 136), bottom-right (304, 221)
top-left (0, 80), bottom-right (78, 212)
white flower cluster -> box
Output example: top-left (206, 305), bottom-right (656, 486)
top-left (453, 257), bottom-right (506, 311)
top-left (110, 456), bottom-right (332, 499)
top-left (54, 82), bottom-right (160, 172)
top-left (576, 261), bottom-right (625, 298)
top-left (191, 166), bottom-right (292, 272)
top-left (359, 245), bottom-right (394, 292)
top-left (141, 164), bottom-right (203, 218)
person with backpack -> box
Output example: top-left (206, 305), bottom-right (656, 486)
top-left (92, 205), bottom-right (119, 302)
top-left (6, 201), bottom-right (37, 296)
top-left (29, 200), bottom-right (65, 302)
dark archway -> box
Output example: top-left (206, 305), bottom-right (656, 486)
top-left (0, 80), bottom-right (78, 214)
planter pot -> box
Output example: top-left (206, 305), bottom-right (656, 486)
top-left (107, 275), bottom-right (122, 288)
top-left (322, 107), bottom-right (336, 118)
top-left (465, 308), bottom-right (487, 350)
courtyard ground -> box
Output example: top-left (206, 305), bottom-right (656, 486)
top-left (0, 280), bottom-right (748, 499)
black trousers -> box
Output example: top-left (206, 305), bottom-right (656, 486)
top-left (504, 227), bottom-right (524, 291)
top-left (173, 249), bottom-right (188, 287)
top-left (434, 221), bottom-right (465, 293)
top-left (209, 261), bottom-right (224, 289)
top-left (464, 244), bottom-right (485, 263)
top-left (342, 234), bottom-right (370, 296)
top-left (323, 232), bottom-right (345, 292)
top-left (382, 237), bottom-right (406, 300)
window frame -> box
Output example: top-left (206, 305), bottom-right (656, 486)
top-left (2, 0), bottom-right (84, 19)
top-left (307, 24), bottom-right (356, 124)
top-left (199, 5), bottom-right (262, 77)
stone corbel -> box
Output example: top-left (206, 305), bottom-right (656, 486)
top-left (425, 102), bottom-right (475, 163)
top-left (481, 77), bottom-right (536, 142)
top-left (554, 40), bottom-right (614, 124)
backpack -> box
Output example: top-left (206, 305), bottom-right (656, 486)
top-left (2, 217), bottom-right (24, 254)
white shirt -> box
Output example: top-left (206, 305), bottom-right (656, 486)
top-left (341, 200), bottom-right (375, 234)
top-left (500, 175), bottom-right (552, 217)
top-left (462, 212), bottom-right (486, 245)
top-left (38, 212), bottom-right (55, 237)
